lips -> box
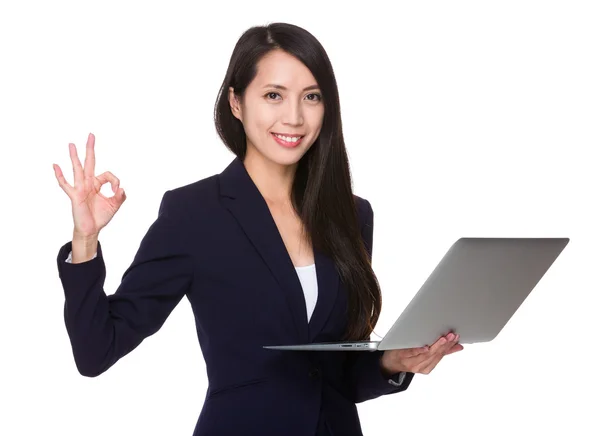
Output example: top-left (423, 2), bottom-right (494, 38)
top-left (271, 132), bottom-right (303, 148)
top-left (271, 132), bottom-right (304, 137)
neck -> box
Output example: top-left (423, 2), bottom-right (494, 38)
top-left (243, 146), bottom-right (297, 207)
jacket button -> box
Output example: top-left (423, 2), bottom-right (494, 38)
top-left (308, 368), bottom-right (321, 380)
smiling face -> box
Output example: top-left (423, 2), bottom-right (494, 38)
top-left (228, 49), bottom-right (325, 169)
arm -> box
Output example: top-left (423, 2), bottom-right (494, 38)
top-left (57, 190), bottom-right (194, 377)
top-left (343, 198), bottom-right (414, 403)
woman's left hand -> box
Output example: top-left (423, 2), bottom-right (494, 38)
top-left (380, 332), bottom-right (464, 376)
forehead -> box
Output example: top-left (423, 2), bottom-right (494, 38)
top-left (251, 49), bottom-right (318, 89)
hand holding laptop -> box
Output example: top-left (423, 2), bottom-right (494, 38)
top-left (265, 238), bottom-right (569, 355)
top-left (380, 331), bottom-right (463, 377)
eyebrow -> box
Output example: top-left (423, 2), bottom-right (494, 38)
top-left (263, 84), bottom-right (320, 91)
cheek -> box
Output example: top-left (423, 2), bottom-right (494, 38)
top-left (310, 106), bottom-right (325, 125)
top-left (309, 112), bottom-right (324, 136)
top-left (247, 110), bottom-right (276, 134)
top-left (241, 112), bottom-right (265, 137)
top-left (241, 113), bottom-right (276, 150)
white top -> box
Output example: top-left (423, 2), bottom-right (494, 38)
top-left (294, 263), bottom-right (318, 321)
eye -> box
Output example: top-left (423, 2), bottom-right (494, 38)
top-left (265, 92), bottom-right (281, 100)
top-left (264, 92), bottom-right (322, 102)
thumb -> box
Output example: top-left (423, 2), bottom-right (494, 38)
top-left (445, 344), bottom-right (464, 355)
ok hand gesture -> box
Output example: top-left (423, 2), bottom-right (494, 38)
top-left (53, 133), bottom-right (126, 239)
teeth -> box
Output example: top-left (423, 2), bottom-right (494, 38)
top-left (274, 133), bottom-right (301, 142)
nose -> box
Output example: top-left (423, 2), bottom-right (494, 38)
top-left (282, 100), bottom-right (304, 126)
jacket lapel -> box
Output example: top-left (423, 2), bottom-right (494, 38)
top-left (218, 157), bottom-right (340, 343)
top-left (309, 250), bottom-right (339, 341)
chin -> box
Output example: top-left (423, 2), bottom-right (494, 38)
top-left (251, 145), bottom-right (308, 168)
top-left (247, 136), bottom-right (313, 168)
top-left (268, 151), bottom-right (305, 167)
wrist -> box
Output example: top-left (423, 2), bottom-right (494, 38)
top-left (71, 231), bottom-right (99, 263)
top-left (379, 354), bottom-right (396, 378)
top-left (73, 229), bottom-right (99, 243)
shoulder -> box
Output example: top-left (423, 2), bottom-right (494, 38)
top-left (353, 194), bottom-right (374, 228)
top-left (156, 174), bottom-right (220, 222)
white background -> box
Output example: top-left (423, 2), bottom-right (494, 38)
top-left (1, 1), bottom-right (598, 435)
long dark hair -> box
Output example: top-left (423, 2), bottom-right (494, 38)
top-left (214, 22), bottom-right (381, 341)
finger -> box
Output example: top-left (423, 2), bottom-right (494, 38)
top-left (422, 355), bottom-right (443, 374)
top-left (414, 352), bottom-right (444, 374)
top-left (444, 333), bottom-right (459, 348)
top-left (438, 335), bottom-right (459, 356)
top-left (95, 171), bottom-right (120, 194)
top-left (84, 133), bottom-right (96, 179)
top-left (424, 340), bottom-right (461, 370)
top-left (108, 188), bottom-right (127, 208)
top-left (418, 341), bottom-right (463, 374)
top-left (437, 332), bottom-right (460, 352)
top-left (445, 343), bottom-right (464, 355)
top-left (397, 346), bottom-right (430, 359)
top-left (53, 163), bottom-right (74, 197)
top-left (394, 351), bottom-right (429, 368)
top-left (417, 335), bottom-right (461, 368)
top-left (389, 333), bottom-right (457, 373)
top-left (405, 336), bottom-right (462, 374)
top-left (69, 142), bottom-right (84, 187)
top-left (428, 334), bottom-right (451, 354)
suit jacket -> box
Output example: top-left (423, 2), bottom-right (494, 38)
top-left (56, 156), bottom-right (414, 436)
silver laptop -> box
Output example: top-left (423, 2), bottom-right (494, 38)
top-left (264, 237), bottom-right (569, 352)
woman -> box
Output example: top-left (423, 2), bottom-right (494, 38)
top-left (53, 22), bottom-right (462, 436)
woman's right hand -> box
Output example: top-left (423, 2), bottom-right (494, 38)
top-left (53, 132), bottom-right (127, 239)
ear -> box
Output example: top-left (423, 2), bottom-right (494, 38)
top-left (228, 86), bottom-right (242, 121)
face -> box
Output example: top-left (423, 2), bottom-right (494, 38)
top-left (229, 49), bottom-right (325, 169)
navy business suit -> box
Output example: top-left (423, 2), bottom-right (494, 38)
top-left (56, 156), bottom-right (414, 435)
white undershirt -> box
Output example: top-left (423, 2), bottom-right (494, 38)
top-left (294, 263), bottom-right (318, 321)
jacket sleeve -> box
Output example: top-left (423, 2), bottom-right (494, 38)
top-left (57, 190), bottom-right (195, 377)
top-left (343, 198), bottom-right (415, 403)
